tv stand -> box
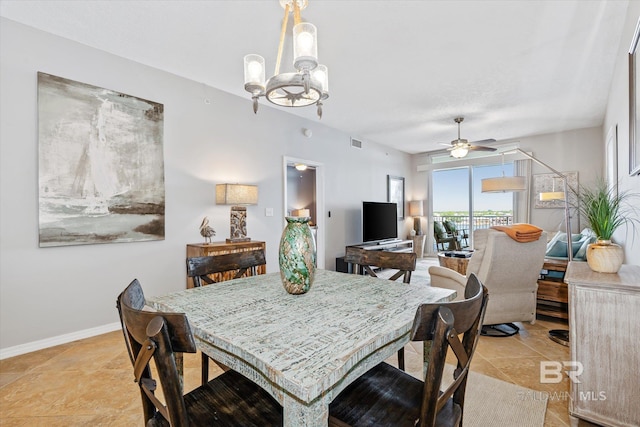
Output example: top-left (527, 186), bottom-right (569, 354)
top-left (375, 238), bottom-right (402, 245)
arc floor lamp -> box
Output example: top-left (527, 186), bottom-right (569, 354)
top-left (482, 148), bottom-right (574, 345)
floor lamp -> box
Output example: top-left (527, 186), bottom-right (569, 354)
top-left (502, 149), bottom-right (573, 345)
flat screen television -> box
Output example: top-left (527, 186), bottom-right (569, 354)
top-left (362, 201), bottom-right (398, 243)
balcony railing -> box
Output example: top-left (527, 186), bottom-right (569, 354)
top-left (432, 215), bottom-right (513, 251)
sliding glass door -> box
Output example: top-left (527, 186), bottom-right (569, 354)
top-left (431, 162), bottom-right (515, 253)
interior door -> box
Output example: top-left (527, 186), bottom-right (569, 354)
top-left (283, 157), bottom-right (325, 269)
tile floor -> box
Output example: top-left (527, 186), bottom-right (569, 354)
top-left (0, 317), bottom-right (582, 426)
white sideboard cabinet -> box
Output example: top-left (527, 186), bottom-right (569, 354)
top-left (564, 262), bottom-right (640, 427)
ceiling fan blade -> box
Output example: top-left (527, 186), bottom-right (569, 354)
top-left (468, 145), bottom-right (498, 152)
top-left (470, 138), bottom-right (497, 144)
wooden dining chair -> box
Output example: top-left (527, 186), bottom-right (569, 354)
top-left (186, 248), bottom-right (267, 385)
top-left (116, 279), bottom-right (283, 427)
top-left (328, 274), bottom-right (489, 427)
top-left (186, 249), bottom-right (266, 287)
top-left (344, 246), bottom-right (417, 371)
top-left (344, 246), bottom-right (417, 283)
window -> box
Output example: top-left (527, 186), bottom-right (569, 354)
top-left (431, 162), bottom-right (515, 253)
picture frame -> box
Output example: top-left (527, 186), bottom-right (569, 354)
top-left (533, 172), bottom-right (578, 209)
top-left (387, 175), bottom-right (405, 220)
top-left (606, 125), bottom-right (618, 197)
top-left (629, 18), bottom-right (640, 176)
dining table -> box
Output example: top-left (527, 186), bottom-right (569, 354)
top-left (149, 268), bottom-right (456, 427)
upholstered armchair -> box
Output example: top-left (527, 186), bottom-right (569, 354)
top-left (429, 228), bottom-right (547, 336)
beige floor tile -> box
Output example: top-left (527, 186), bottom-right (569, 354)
top-left (0, 310), bottom-right (574, 426)
top-left (0, 373), bottom-right (22, 389)
top-left (0, 342), bottom-right (75, 374)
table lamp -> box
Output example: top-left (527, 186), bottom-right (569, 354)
top-left (216, 183), bottom-right (258, 243)
top-left (409, 200), bottom-right (424, 235)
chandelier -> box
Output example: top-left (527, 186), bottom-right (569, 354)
top-left (243, 0), bottom-right (328, 118)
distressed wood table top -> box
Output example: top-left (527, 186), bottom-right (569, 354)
top-left (149, 269), bottom-right (455, 427)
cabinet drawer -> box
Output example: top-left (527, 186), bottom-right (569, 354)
top-left (537, 280), bottom-right (568, 303)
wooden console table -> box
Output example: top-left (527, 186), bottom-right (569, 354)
top-left (565, 262), bottom-right (640, 427)
top-left (186, 241), bottom-right (266, 288)
top-left (536, 258), bottom-right (568, 320)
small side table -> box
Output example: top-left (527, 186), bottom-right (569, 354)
top-left (411, 234), bottom-right (426, 258)
top-left (437, 252), bottom-right (471, 275)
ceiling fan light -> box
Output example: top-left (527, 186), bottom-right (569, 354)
top-left (451, 146), bottom-right (469, 158)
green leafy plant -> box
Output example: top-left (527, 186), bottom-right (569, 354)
top-left (574, 178), bottom-right (640, 241)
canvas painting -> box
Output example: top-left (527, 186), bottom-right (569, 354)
top-left (38, 72), bottom-right (165, 247)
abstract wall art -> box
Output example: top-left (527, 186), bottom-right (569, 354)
top-left (38, 72), bottom-right (165, 247)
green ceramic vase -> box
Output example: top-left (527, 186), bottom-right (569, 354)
top-left (279, 216), bottom-right (316, 294)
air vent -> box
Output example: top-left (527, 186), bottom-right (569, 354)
top-left (350, 138), bottom-right (362, 149)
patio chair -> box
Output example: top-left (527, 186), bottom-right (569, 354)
top-left (434, 221), bottom-right (460, 251)
top-left (443, 220), bottom-right (469, 248)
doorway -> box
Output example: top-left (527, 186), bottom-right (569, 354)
top-left (283, 156), bottom-right (325, 269)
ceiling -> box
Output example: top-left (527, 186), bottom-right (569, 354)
top-left (0, 0), bottom-right (629, 154)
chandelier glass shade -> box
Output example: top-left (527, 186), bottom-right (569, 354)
top-left (244, 0), bottom-right (328, 117)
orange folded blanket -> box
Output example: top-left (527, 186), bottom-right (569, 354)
top-left (491, 223), bottom-right (543, 243)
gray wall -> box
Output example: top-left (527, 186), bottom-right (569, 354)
top-left (0, 18), bottom-right (412, 353)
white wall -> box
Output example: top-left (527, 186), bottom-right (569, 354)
top-left (411, 127), bottom-right (603, 240)
top-left (603, 2), bottom-right (640, 266)
top-left (519, 127), bottom-right (603, 233)
top-left (0, 19), bottom-right (413, 353)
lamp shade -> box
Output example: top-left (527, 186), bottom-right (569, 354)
top-left (292, 208), bottom-right (310, 217)
top-left (539, 191), bottom-right (565, 201)
top-left (409, 200), bottom-right (424, 217)
top-left (216, 184), bottom-right (258, 205)
top-left (481, 176), bottom-right (527, 193)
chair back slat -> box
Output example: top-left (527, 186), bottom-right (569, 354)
top-left (344, 247), bottom-right (417, 283)
top-left (186, 249), bottom-right (266, 287)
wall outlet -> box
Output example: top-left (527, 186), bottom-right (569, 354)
top-left (265, 208), bottom-right (274, 217)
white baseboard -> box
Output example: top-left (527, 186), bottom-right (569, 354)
top-left (0, 322), bottom-right (121, 360)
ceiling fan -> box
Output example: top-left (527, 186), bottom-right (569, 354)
top-left (442, 117), bottom-right (497, 158)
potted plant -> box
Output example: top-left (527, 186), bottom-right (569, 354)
top-left (574, 178), bottom-right (640, 273)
